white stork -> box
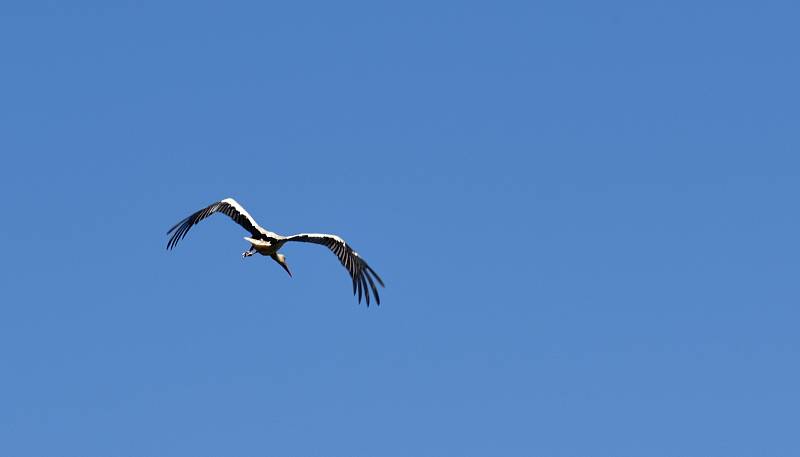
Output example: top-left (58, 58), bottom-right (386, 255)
top-left (166, 198), bottom-right (384, 305)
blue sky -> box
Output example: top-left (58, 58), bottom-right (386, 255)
top-left (1, 1), bottom-right (798, 456)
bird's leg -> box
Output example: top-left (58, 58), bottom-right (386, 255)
top-left (242, 246), bottom-right (255, 258)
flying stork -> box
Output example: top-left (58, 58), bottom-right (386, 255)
top-left (166, 198), bottom-right (384, 305)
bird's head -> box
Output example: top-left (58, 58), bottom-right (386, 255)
top-left (274, 253), bottom-right (292, 277)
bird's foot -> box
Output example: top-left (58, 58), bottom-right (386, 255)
top-left (242, 251), bottom-right (254, 258)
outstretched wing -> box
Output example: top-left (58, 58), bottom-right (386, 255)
top-left (284, 233), bottom-right (385, 305)
top-left (167, 198), bottom-right (268, 250)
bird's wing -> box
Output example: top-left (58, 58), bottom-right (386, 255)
top-left (284, 233), bottom-right (385, 305)
top-left (166, 198), bottom-right (269, 250)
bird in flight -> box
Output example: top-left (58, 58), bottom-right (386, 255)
top-left (166, 198), bottom-right (384, 305)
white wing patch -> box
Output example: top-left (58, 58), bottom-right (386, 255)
top-left (221, 197), bottom-right (260, 229)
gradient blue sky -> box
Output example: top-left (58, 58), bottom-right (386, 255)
top-left (2, 1), bottom-right (799, 456)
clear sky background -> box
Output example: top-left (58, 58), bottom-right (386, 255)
top-left (1, 1), bottom-right (798, 456)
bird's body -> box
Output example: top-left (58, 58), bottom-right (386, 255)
top-left (243, 237), bottom-right (282, 256)
top-left (166, 198), bottom-right (384, 305)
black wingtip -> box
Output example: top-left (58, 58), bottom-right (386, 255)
top-left (365, 264), bottom-right (385, 287)
top-left (361, 274), bottom-right (370, 306)
top-left (364, 271), bottom-right (380, 305)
